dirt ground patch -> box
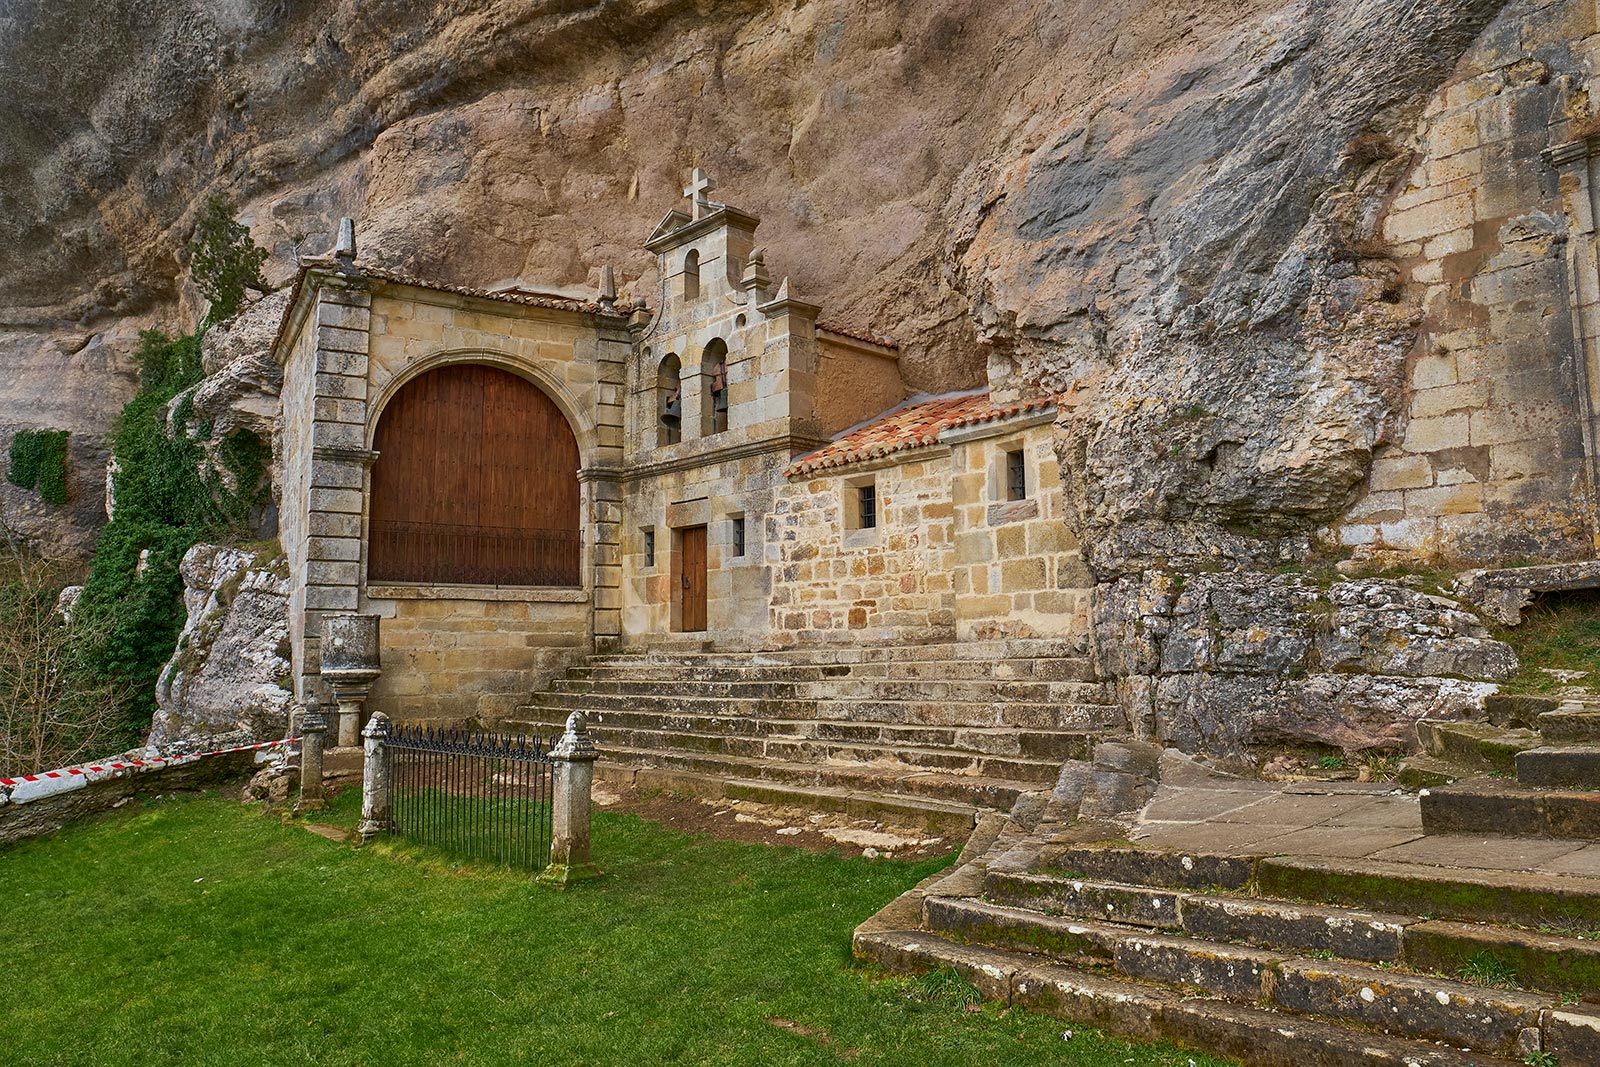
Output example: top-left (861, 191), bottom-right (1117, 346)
top-left (593, 782), bottom-right (964, 861)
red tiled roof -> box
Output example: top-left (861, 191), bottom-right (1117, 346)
top-left (816, 321), bottom-right (899, 350)
top-left (785, 391), bottom-right (1054, 477)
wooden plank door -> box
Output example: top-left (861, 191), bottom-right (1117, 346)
top-left (678, 526), bottom-right (707, 632)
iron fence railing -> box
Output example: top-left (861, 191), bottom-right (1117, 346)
top-left (385, 726), bottom-right (555, 870)
top-left (368, 519), bottom-right (581, 587)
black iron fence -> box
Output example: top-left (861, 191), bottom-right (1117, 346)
top-left (385, 726), bottom-right (555, 870)
top-left (368, 519), bottom-right (581, 587)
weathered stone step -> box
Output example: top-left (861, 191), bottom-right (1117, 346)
top-left (1257, 853), bottom-right (1600, 929)
top-left (550, 675), bottom-right (1111, 703)
top-left (566, 722), bottom-right (1069, 782)
top-left (1539, 706), bottom-right (1600, 743)
top-left (976, 866), bottom-right (1600, 995)
top-left (852, 925), bottom-right (1530, 1066)
top-left (1516, 744), bottom-right (1600, 788)
top-left (1417, 718), bottom-right (1542, 774)
top-left (1484, 692), bottom-right (1562, 730)
top-left (593, 743), bottom-right (1032, 808)
top-left (519, 690), bottom-right (1122, 730)
top-left (927, 895), bottom-right (1576, 1055)
top-left (1421, 776), bottom-right (1600, 837)
top-left (1396, 753), bottom-right (1471, 789)
top-left (580, 656), bottom-right (1100, 682)
top-left (508, 705), bottom-right (1103, 760)
top-left (599, 637), bottom-right (1089, 664)
top-left (1035, 844), bottom-right (1600, 938)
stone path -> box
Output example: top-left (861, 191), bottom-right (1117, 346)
top-left (1132, 778), bottom-right (1600, 876)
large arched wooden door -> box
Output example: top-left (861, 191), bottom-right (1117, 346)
top-left (368, 364), bottom-right (581, 586)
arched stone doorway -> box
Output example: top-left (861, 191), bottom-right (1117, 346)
top-left (368, 363), bottom-right (582, 587)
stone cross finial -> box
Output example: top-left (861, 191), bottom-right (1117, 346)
top-left (683, 168), bottom-right (716, 221)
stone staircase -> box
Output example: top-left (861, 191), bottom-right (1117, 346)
top-left (1409, 693), bottom-right (1600, 838)
top-left (503, 639), bottom-right (1126, 818)
top-left (855, 782), bottom-right (1600, 1066)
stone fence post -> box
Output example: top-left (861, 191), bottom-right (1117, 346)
top-left (356, 711), bottom-right (392, 842)
top-left (538, 711), bottom-right (602, 887)
top-left (295, 699), bottom-right (328, 814)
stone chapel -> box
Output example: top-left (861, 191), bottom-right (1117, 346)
top-left (272, 173), bottom-right (1094, 728)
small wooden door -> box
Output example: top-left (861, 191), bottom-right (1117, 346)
top-left (678, 526), bottom-right (707, 632)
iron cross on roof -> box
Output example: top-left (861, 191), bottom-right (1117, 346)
top-left (683, 168), bottom-right (717, 221)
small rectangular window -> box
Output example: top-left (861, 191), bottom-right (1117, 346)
top-left (858, 485), bottom-right (877, 529)
top-left (731, 516), bottom-right (746, 558)
top-left (1006, 449), bottom-right (1027, 501)
top-left (643, 528), bottom-right (656, 567)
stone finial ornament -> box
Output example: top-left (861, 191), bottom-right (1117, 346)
top-left (598, 265), bottom-right (616, 310)
top-left (334, 217), bottom-right (356, 262)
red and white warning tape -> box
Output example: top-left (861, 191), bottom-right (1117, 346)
top-left (0, 736), bottom-right (300, 789)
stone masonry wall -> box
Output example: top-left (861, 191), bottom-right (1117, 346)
top-left (948, 419), bottom-right (1092, 642)
top-left (1334, 2), bottom-right (1597, 564)
top-left (763, 415), bottom-right (1093, 645)
top-left (769, 454), bottom-right (955, 644)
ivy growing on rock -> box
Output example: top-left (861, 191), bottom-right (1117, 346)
top-left (72, 330), bottom-right (272, 738)
top-left (7, 429), bottom-right (70, 506)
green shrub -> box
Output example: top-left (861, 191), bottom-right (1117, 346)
top-left (188, 195), bottom-right (268, 326)
top-left (7, 428), bottom-right (70, 505)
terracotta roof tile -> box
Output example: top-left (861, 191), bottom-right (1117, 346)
top-left (786, 390), bottom-right (1054, 477)
top-left (816, 321), bottom-right (899, 350)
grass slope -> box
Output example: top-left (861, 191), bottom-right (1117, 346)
top-left (0, 791), bottom-right (1232, 1067)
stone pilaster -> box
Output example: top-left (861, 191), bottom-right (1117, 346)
top-left (1548, 135), bottom-right (1600, 553)
top-left (297, 279), bottom-right (373, 697)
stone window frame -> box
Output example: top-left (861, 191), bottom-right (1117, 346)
top-left (730, 513), bottom-right (747, 558)
top-left (681, 249), bottom-right (701, 301)
top-left (642, 526), bottom-right (656, 568)
top-left (985, 437), bottom-right (1040, 525)
top-left (841, 472), bottom-right (882, 550)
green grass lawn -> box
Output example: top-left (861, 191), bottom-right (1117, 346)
top-left (0, 789), bottom-right (1233, 1066)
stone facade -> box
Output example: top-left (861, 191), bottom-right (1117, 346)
top-left (765, 409), bottom-right (1091, 645)
top-left (1332, 5), bottom-right (1600, 564)
top-left (272, 181), bottom-right (1081, 722)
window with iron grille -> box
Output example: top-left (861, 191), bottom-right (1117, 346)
top-left (643, 527), bottom-right (656, 567)
top-left (731, 516), bottom-right (746, 557)
top-left (1006, 448), bottom-right (1027, 501)
top-left (858, 484), bottom-right (877, 529)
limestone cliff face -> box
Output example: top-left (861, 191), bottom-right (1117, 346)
top-left (0, 0), bottom-right (1584, 758)
top-left (0, 0), bottom-right (1560, 559)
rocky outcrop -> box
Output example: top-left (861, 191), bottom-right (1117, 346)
top-left (192, 290), bottom-right (287, 447)
top-left (1095, 572), bottom-right (1516, 759)
top-left (148, 543), bottom-right (291, 754)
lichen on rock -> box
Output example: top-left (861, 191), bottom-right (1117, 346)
top-left (148, 542), bottom-right (291, 755)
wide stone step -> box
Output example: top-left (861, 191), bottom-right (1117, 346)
top-left (597, 637), bottom-right (1089, 664)
top-left (551, 676), bottom-right (1110, 704)
top-left (1421, 776), bottom-right (1600, 837)
top-left (1416, 719), bottom-right (1543, 774)
top-left (1037, 842), bottom-right (1600, 944)
top-left (1257, 853), bottom-right (1600, 929)
top-left (929, 894), bottom-right (1593, 1055)
top-left (508, 705), bottom-right (1102, 760)
top-left (519, 690), bottom-right (1122, 730)
top-left (568, 722), bottom-right (1069, 781)
top-left (1515, 744), bottom-right (1600, 788)
top-left (580, 656), bottom-right (1100, 683)
top-left (981, 860), bottom-right (1600, 995)
top-left (852, 926), bottom-right (1530, 1066)
top-left (592, 743), bottom-right (1032, 808)
top-left (1539, 706), bottom-right (1600, 743)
